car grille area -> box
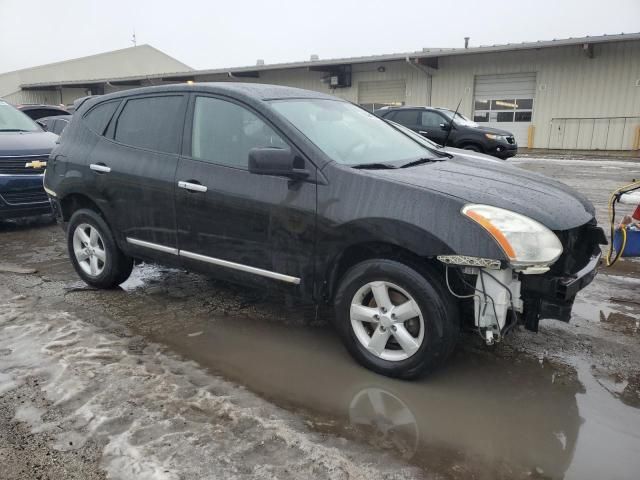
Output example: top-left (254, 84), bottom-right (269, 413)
top-left (0, 155), bottom-right (48, 174)
top-left (1, 188), bottom-right (48, 205)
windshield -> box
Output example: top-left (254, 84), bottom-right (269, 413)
top-left (0, 101), bottom-right (40, 132)
top-left (270, 99), bottom-right (436, 165)
top-left (439, 110), bottom-right (478, 128)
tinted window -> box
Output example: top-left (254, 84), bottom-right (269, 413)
top-left (52, 118), bottom-right (69, 135)
top-left (192, 96), bottom-right (287, 168)
top-left (420, 111), bottom-right (445, 128)
top-left (84, 101), bottom-right (120, 135)
top-left (114, 96), bottom-right (183, 153)
top-left (388, 110), bottom-right (418, 125)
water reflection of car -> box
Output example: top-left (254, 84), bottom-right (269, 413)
top-left (376, 106), bottom-right (517, 159)
top-left (0, 100), bottom-right (57, 219)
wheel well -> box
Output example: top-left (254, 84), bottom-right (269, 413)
top-left (59, 194), bottom-right (103, 222)
top-left (459, 142), bottom-right (484, 152)
top-left (326, 242), bottom-right (443, 303)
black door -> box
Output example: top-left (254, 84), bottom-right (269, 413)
top-left (175, 94), bottom-right (317, 289)
top-left (89, 94), bottom-right (187, 257)
top-left (417, 110), bottom-right (450, 145)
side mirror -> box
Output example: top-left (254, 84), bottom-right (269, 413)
top-left (37, 120), bottom-right (47, 131)
top-left (248, 147), bottom-right (309, 180)
top-left (439, 123), bottom-right (451, 131)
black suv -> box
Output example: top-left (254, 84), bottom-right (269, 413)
top-left (376, 106), bottom-right (517, 159)
top-left (45, 84), bottom-right (604, 379)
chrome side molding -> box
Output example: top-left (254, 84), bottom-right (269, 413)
top-left (126, 237), bottom-right (179, 255)
top-left (125, 237), bottom-right (300, 285)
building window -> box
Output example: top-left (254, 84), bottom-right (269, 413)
top-left (515, 111), bottom-right (532, 122)
top-left (473, 98), bottom-right (533, 123)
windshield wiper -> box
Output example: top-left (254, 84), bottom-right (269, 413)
top-left (399, 157), bottom-right (444, 168)
top-left (352, 162), bottom-right (398, 170)
top-left (0, 128), bottom-right (30, 132)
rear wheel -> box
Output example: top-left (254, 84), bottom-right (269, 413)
top-left (334, 259), bottom-right (459, 379)
top-left (67, 209), bottom-right (133, 288)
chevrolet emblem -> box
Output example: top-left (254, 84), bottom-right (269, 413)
top-left (25, 160), bottom-right (47, 169)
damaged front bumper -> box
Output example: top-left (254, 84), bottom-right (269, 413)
top-left (520, 251), bottom-right (601, 331)
top-left (440, 226), bottom-right (604, 343)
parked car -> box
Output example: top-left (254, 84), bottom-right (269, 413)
top-left (44, 84), bottom-right (605, 378)
top-left (0, 100), bottom-right (56, 219)
top-left (37, 115), bottom-right (71, 135)
top-left (17, 104), bottom-right (70, 121)
top-left (376, 106), bottom-right (518, 159)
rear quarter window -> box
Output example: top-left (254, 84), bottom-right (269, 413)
top-left (83, 101), bottom-right (120, 135)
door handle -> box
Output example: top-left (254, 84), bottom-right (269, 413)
top-left (90, 163), bottom-right (111, 173)
top-left (178, 180), bottom-right (208, 193)
top-left (418, 130), bottom-right (429, 135)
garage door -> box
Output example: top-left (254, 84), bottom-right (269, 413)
top-left (358, 80), bottom-right (406, 112)
top-left (473, 73), bottom-right (536, 146)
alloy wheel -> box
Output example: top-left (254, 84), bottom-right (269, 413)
top-left (350, 281), bottom-right (425, 361)
top-left (72, 223), bottom-right (106, 277)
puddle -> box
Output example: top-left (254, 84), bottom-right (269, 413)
top-left (148, 314), bottom-right (640, 479)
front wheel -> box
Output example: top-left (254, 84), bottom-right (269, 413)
top-left (67, 209), bottom-right (133, 289)
top-left (462, 144), bottom-right (482, 152)
top-left (333, 259), bottom-right (459, 379)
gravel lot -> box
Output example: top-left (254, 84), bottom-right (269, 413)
top-left (1, 155), bottom-right (640, 479)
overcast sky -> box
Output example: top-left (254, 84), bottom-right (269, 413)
top-left (1, 0), bottom-right (639, 73)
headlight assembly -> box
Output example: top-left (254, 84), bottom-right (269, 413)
top-left (484, 133), bottom-right (506, 141)
top-left (462, 204), bottom-right (563, 267)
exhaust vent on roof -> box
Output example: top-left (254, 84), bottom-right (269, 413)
top-left (310, 54), bottom-right (319, 61)
top-left (256, 59), bottom-right (265, 66)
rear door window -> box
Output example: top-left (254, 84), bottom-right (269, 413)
top-left (388, 110), bottom-right (418, 126)
top-left (84, 101), bottom-right (120, 135)
top-left (114, 95), bottom-right (185, 154)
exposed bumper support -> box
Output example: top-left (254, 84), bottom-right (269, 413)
top-left (520, 252), bottom-right (601, 331)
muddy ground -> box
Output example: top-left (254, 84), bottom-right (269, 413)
top-left (1, 155), bottom-right (640, 479)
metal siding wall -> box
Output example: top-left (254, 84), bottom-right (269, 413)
top-left (258, 61), bottom-right (430, 106)
top-left (431, 40), bottom-right (640, 149)
top-left (3, 89), bottom-right (59, 105)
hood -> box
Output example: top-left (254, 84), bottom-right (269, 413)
top-left (0, 131), bottom-right (58, 156)
top-left (367, 152), bottom-right (595, 231)
top-left (468, 125), bottom-right (514, 136)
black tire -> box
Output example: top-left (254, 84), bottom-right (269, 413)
top-left (67, 208), bottom-right (133, 289)
top-left (462, 144), bottom-right (482, 152)
top-left (333, 259), bottom-right (459, 380)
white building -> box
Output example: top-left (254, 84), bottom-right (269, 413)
top-left (5, 33), bottom-right (640, 151)
top-left (0, 45), bottom-right (192, 106)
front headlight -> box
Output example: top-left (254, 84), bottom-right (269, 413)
top-left (484, 133), bottom-right (506, 141)
top-left (462, 204), bottom-right (563, 267)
